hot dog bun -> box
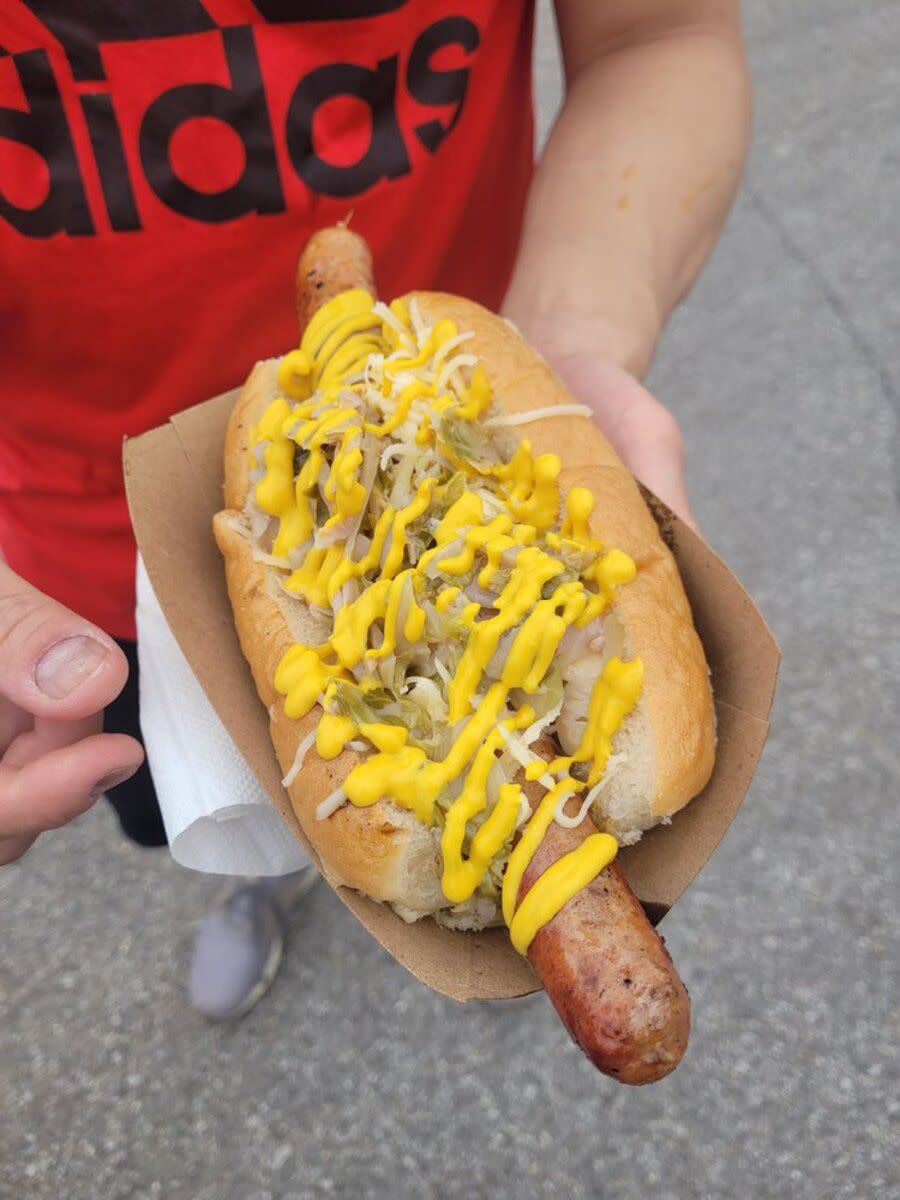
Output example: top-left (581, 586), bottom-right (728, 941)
top-left (214, 293), bottom-right (715, 925)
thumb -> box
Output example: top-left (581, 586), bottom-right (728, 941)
top-left (591, 369), bottom-right (700, 533)
top-left (623, 433), bottom-right (700, 534)
top-left (0, 560), bottom-right (129, 720)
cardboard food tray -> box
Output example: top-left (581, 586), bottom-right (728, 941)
top-left (124, 391), bottom-right (779, 1001)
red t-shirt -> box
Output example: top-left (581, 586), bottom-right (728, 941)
top-left (0, 1), bottom-right (534, 638)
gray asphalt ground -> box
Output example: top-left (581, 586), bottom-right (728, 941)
top-left (2, 4), bottom-right (898, 1198)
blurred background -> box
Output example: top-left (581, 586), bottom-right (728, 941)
top-left (2, 3), bottom-right (897, 1197)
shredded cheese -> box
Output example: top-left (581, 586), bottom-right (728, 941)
top-left (372, 300), bottom-right (415, 348)
top-left (252, 549), bottom-right (293, 570)
top-left (553, 753), bottom-right (628, 828)
top-left (316, 786), bottom-right (348, 821)
top-left (433, 657), bottom-right (452, 687)
top-left (408, 298), bottom-right (429, 345)
top-left (282, 726), bottom-right (318, 788)
top-left (516, 793), bottom-right (531, 827)
top-left (496, 724), bottom-right (556, 791)
top-left (521, 695), bottom-right (564, 747)
top-left (432, 330), bottom-right (475, 369)
top-left (483, 404), bottom-right (593, 429)
top-left (436, 353), bottom-right (478, 393)
top-left (552, 787), bottom-right (595, 830)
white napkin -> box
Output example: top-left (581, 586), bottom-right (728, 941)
top-left (135, 556), bottom-right (311, 877)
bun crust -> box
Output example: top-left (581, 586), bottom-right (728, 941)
top-left (214, 293), bottom-right (715, 918)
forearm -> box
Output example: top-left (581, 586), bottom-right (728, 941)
top-left (504, 18), bottom-right (752, 377)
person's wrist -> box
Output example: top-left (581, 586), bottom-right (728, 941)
top-left (501, 281), bottom-right (662, 381)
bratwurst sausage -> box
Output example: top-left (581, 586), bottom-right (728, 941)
top-left (295, 220), bottom-right (376, 331)
top-left (519, 784), bottom-right (690, 1084)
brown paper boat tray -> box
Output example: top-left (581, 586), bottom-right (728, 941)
top-left (124, 391), bottom-right (779, 1001)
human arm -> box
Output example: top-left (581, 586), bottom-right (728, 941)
top-left (503, 0), bottom-right (752, 523)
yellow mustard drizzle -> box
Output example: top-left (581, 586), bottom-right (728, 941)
top-left (440, 706), bottom-right (533, 904)
top-left (316, 712), bottom-right (356, 759)
top-left (454, 364), bottom-right (492, 421)
top-left (381, 480), bottom-right (434, 579)
top-left (506, 452), bottom-right (563, 530)
top-left (548, 657), bottom-right (644, 785)
top-left (561, 487), bottom-right (599, 546)
top-left (253, 289), bottom-right (644, 951)
top-left (508, 832), bottom-right (619, 954)
top-left (502, 781), bottom-right (578, 925)
top-left (414, 417), bottom-right (434, 446)
top-left (446, 546), bottom-right (563, 722)
top-left (276, 349), bottom-right (312, 399)
top-left (341, 681), bottom-right (512, 825)
top-left (274, 646), bottom-right (349, 719)
top-left (358, 722), bottom-right (408, 753)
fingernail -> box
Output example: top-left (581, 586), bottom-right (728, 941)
top-left (92, 763), bottom-right (140, 799)
top-left (35, 635), bottom-right (111, 699)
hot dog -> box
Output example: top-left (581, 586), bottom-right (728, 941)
top-left (214, 223), bottom-right (715, 1084)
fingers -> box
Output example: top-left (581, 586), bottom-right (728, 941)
top-left (579, 360), bottom-right (699, 532)
top-left (0, 731), bottom-right (143, 839)
top-left (3, 712), bottom-right (103, 767)
top-left (0, 702), bottom-right (144, 863)
top-left (0, 695), bottom-right (31, 754)
top-left (614, 398), bottom-right (699, 532)
top-left (0, 560), bottom-right (130, 721)
top-left (0, 834), bottom-right (37, 866)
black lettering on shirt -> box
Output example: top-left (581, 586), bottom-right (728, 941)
top-left (285, 56), bottom-right (410, 198)
top-left (80, 93), bottom-right (142, 232)
top-left (0, 12), bottom-right (485, 234)
top-left (138, 26), bottom-right (284, 223)
top-left (19, 0), bottom-right (216, 81)
top-left (408, 16), bottom-right (480, 152)
top-left (252, 0), bottom-right (407, 21)
top-left (0, 50), bottom-right (94, 237)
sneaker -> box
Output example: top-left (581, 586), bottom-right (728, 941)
top-left (188, 866), bottom-right (319, 1020)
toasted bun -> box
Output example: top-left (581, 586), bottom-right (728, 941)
top-left (214, 295), bottom-right (715, 920)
